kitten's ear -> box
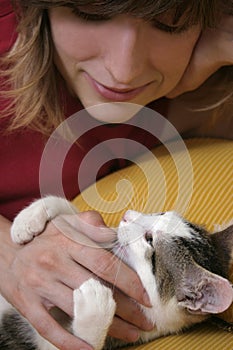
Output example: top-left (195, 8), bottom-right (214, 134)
top-left (176, 263), bottom-right (233, 315)
top-left (211, 225), bottom-right (233, 270)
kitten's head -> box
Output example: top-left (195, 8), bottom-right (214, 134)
top-left (116, 211), bottom-right (233, 329)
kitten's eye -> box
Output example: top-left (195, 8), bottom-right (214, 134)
top-left (145, 232), bottom-right (153, 247)
top-left (151, 251), bottom-right (156, 275)
top-left (144, 232), bottom-right (156, 274)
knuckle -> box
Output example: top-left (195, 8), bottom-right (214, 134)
top-left (79, 210), bottom-right (104, 226)
top-left (38, 250), bottom-right (57, 270)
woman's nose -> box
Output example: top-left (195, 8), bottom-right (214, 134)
top-left (103, 18), bottom-right (150, 85)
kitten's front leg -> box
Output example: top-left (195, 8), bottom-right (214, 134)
top-left (73, 279), bottom-right (116, 350)
top-left (11, 196), bottom-right (76, 244)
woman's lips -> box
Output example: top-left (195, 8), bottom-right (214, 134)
top-left (85, 73), bottom-right (150, 102)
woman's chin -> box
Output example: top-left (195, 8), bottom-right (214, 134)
top-left (83, 102), bottom-right (144, 124)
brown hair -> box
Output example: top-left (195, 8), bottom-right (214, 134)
top-left (1, 0), bottom-right (233, 134)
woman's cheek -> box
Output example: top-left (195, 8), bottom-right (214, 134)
top-left (155, 27), bottom-right (201, 89)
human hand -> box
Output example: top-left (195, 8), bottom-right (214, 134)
top-left (166, 15), bottom-right (233, 98)
top-left (53, 212), bottom-right (153, 340)
top-left (0, 212), bottom-right (151, 350)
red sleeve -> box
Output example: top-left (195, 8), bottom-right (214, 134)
top-left (0, 0), bottom-right (17, 55)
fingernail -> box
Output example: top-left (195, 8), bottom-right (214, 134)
top-left (143, 290), bottom-right (152, 307)
top-left (80, 345), bottom-right (93, 350)
top-left (142, 320), bottom-right (154, 331)
top-left (128, 329), bottom-right (140, 342)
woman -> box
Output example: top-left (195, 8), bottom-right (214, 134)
top-left (0, 1), bottom-right (233, 349)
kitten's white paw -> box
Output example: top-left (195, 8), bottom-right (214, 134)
top-left (73, 278), bottom-right (116, 350)
top-left (11, 196), bottom-right (75, 244)
top-left (11, 201), bottom-right (50, 244)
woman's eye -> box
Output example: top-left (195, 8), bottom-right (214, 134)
top-left (72, 8), bottom-right (111, 22)
top-left (152, 19), bottom-right (187, 34)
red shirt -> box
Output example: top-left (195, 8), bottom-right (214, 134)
top-left (0, 0), bottom-right (165, 220)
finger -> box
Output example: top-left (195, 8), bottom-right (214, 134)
top-left (40, 281), bottom-right (74, 316)
top-left (51, 216), bottom-right (151, 307)
top-left (27, 305), bottom-right (93, 350)
top-left (51, 252), bottom-right (93, 288)
top-left (70, 244), bottom-right (151, 307)
top-left (53, 213), bottom-right (116, 248)
top-left (108, 316), bottom-right (140, 342)
top-left (113, 289), bottom-right (153, 331)
top-left (75, 210), bottom-right (107, 228)
top-left (39, 257), bottom-right (96, 316)
top-left (77, 211), bottom-right (118, 245)
top-left (52, 271), bottom-right (152, 331)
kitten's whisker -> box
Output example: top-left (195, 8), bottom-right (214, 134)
top-left (110, 254), bottom-right (125, 292)
top-left (107, 242), bottom-right (128, 290)
top-left (89, 244), bottom-right (123, 286)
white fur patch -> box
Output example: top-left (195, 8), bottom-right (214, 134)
top-left (72, 279), bottom-right (116, 350)
top-left (118, 210), bottom-right (193, 247)
top-left (11, 196), bottom-right (76, 244)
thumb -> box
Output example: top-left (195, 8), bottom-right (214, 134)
top-left (53, 212), bottom-right (117, 245)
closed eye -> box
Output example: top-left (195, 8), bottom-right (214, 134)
top-left (144, 232), bottom-right (156, 274)
top-left (145, 231), bottom-right (153, 247)
top-left (71, 8), bottom-right (111, 22)
top-left (152, 19), bottom-right (190, 34)
top-left (151, 251), bottom-right (156, 275)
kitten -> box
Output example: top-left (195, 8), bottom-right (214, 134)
top-left (0, 196), bottom-right (232, 350)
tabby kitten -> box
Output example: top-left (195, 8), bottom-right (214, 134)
top-left (0, 196), bottom-right (232, 350)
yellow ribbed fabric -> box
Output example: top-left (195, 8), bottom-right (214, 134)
top-left (73, 138), bottom-right (233, 349)
top-left (127, 322), bottom-right (233, 350)
top-left (73, 138), bottom-right (232, 231)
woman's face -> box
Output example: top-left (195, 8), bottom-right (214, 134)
top-left (49, 7), bottom-right (201, 122)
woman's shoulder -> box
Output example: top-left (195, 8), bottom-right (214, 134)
top-left (0, 0), bottom-right (13, 17)
top-left (0, 0), bottom-right (17, 55)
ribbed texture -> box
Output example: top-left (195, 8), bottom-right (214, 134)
top-left (127, 322), bottom-right (233, 350)
top-left (74, 138), bottom-right (233, 231)
top-left (73, 138), bottom-right (233, 347)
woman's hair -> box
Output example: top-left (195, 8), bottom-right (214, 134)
top-left (1, 0), bottom-right (233, 134)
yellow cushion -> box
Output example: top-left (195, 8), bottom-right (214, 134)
top-left (73, 138), bottom-right (233, 348)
